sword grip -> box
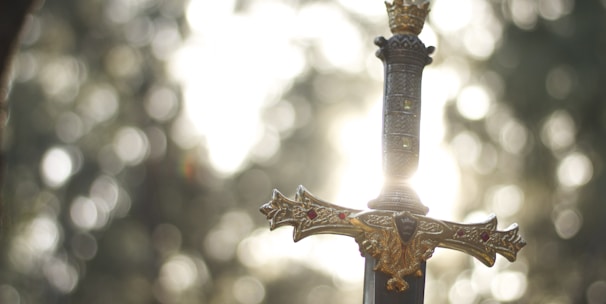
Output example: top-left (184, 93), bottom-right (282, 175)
top-left (368, 35), bottom-right (433, 215)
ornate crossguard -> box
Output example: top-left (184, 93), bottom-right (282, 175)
top-left (261, 186), bottom-right (525, 292)
top-left (260, 0), bottom-right (526, 297)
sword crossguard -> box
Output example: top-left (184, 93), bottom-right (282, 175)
top-left (260, 186), bottom-right (526, 292)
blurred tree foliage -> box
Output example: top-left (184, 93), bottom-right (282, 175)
top-left (1, 0), bottom-right (606, 304)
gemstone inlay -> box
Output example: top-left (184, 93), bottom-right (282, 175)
top-left (480, 231), bottom-right (490, 242)
top-left (307, 209), bottom-right (318, 220)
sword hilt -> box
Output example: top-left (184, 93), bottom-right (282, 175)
top-left (260, 187), bottom-right (526, 292)
top-left (368, 34), bottom-right (434, 215)
top-left (258, 0), bottom-right (527, 296)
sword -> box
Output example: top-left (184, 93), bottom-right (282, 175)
top-left (260, 1), bottom-right (526, 303)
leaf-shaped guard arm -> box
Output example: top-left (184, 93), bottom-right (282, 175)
top-left (259, 186), bottom-right (364, 242)
top-left (260, 186), bottom-right (526, 292)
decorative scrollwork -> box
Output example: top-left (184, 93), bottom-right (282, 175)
top-left (260, 186), bottom-right (526, 292)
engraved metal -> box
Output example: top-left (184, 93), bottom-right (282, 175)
top-left (260, 186), bottom-right (526, 292)
top-left (259, 0), bottom-right (526, 298)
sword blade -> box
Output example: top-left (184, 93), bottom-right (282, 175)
top-left (364, 257), bottom-right (426, 304)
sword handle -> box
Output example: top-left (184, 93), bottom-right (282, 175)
top-left (368, 35), bottom-right (434, 215)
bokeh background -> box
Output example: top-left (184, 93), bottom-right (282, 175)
top-left (1, 0), bottom-right (606, 303)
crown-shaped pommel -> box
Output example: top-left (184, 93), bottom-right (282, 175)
top-left (385, 0), bottom-right (430, 36)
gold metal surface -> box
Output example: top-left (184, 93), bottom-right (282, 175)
top-left (260, 186), bottom-right (526, 292)
top-left (386, 0), bottom-right (430, 36)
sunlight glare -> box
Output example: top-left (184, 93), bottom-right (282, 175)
top-left (297, 3), bottom-right (365, 73)
top-left (172, 1), bottom-right (304, 175)
top-left (337, 0), bottom-right (386, 22)
top-left (332, 103), bottom-right (382, 210)
top-left (456, 85), bottom-right (492, 120)
top-left (41, 147), bottom-right (73, 188)
top-left (490, 271), bottom-right (527, 301)
top-left (431, 0), bottom-right (474, 33)
top-left (557, 152), bottom-right (593, 188)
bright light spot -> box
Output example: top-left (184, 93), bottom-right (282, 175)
top-left (587, 280), bottom-right (606, 304)
top-left (56, 112), bottom-right (84, 143)
top-left (185, 0), bottom-right (236, 33)
top-left (448, 277), bottom-right (477, 304)
top-left (463, 26), bottom-right (497, 60)
top-left (490, 271), bottom-right (527, 301)
top-left (438, 58), bottom-right (469, 100)
top-left (331, 104), bottom-right (382, 210)
top-left (473, 142), bottom-right (498, 174)
top-left (70, 196), bottom-right (98, 230)
top-left (105, 45), bottom-right (141, 79)
top-left (145, 86), bottom-right (179, 122)
top-left (158, 254), bottom-right (199, 292)
top-left (27, 216), bottom-right (60, 253)
top-left (0, 285), bottom-right (20, 304)
top-left (419, 24), bottom-right (439, 51)
top-left (43, 258), bottom-right (79, 293)
top-left (173, 0), bottom-right (304, 175)
top-left (9, 216), bottom-right (61, 274)
top-left (90, 175), bottom-right (119, 211)
top-left (249, 127), bottom-right (281, 164)
top-left (82, 85), bottom-right (119, 123)
top-left (296, 3), bottom-right (365, 73)
top-left (554, 208), bottom-right (582, 239)
top-left (104, 0), bottom-right (153, 24)
top-left (456, 85), bottom-right (491, 120)
top-left (331, 67), bottom-right (459, 217)
top-left (431, 0), bottom-right (474, 33)
top-left (170, 115), bottom-right (202, 150)
top-left (451, 131), bottom-right (481, 166)
top-left (39, 56), bottom-right (84, 102)
top-left (538, 0), bottom-right (574, 21)
top-left (557, 152), bottom-right (593, 188)
top-left (113, 127), bottom-right (149, 165)
top-left (70, 195), bottom-right (111, 231)
top-left (233, 276), bottom-right (266, 304)
top-left (238, 228), bottom-right (364, 285)
top-left (509, 0), bottom-right (539, 30)
top-left (541, 110), bottom-right (575, 151)
top-left (204, 211), bottom-right (254, 261)
top-left (413, 147), bottom-right (460, 219)
top-left (124, 16), bottom-right (154, 47)
top-left (490, 184), bottom-right (524, 217)
top-left (499, 119), bottom-right (528, 154)
top-left (41, 147), bottom-right (73, 188)
top-left (337, 0), bottom-right (386, 22)
top-left (151, 19), bottom-right (182, 60)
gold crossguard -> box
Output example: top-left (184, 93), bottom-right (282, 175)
top-left (260, 186), bottom-right (526, 292)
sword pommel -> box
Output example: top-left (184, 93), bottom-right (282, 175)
top-left (386, 0), bottom-right (430, 36)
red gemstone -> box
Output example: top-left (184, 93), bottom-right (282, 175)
top-left (456, 229), bottom-right (465, 237)
top-left (480, 231), bottom-right (490, 242)
top-left (307, 209), bottom-right (318, 220)
top-left (338, 212), bottom-right (347, 220)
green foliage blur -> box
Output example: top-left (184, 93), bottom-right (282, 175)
top-left (1, 0), bottom-right (606, 304)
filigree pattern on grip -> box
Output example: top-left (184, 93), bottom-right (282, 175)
top-left (260, 187), bottom-right (526, 292)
